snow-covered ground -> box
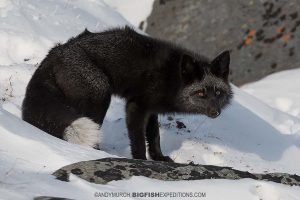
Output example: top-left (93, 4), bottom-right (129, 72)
top-left (102, 0), bottom-right (154, 28)
top-left (242, 67), bottom-right (300, 119)
top-left (0, 0), bottom-right (300, 199)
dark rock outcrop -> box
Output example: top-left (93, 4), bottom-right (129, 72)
top-left (53, 157), bottom-right (300, 186)
top-left (145, 0), bottom-right (300, 85)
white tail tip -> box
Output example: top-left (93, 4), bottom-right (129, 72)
top-left (63, 117), bottom-right (100, 148)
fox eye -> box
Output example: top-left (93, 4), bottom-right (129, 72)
top-left (191, 88), bottom-right (206, 97)
top-left (197, 89), bottom-right (206, 97)
top-left (215, 90), bottom-right (221, 96)
top-left (198, 91), bottom-right (204, 97)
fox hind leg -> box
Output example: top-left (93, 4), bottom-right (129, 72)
top-left (22, 88), bottom-right (101, 148)
top-left (23, 53), bottom-right (112, 149)
top-left (56, 59), bottom-right (112, 149)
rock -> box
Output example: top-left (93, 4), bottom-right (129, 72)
top-left (146, 0), bottom-right (300, 85)
top-left (176, 120), bottom-right (186, 129)
top-left (53, 157), bottom-right (300, 186)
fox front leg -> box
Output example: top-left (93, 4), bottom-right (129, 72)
top-left (146, 115), bottom-right (173, 162)
top-left (126, 101), bottom-right (147, 160)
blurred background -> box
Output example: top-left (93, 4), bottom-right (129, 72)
top-left (137, 0), bottom-right (300, 86)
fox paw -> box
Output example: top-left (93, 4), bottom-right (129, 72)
top-left (152, 155), bottom-right (174, 162)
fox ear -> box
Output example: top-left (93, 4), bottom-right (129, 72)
top-left (180, 54), bottom-right (195, 76)
top-left (210, 50), bottom-right (230, 81)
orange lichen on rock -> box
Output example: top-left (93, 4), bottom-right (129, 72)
top-left (248, 29), bottom-right (256, 37)
top-left (276, 26), bottom-right (284, 33)
top-left (282, 34), bottom-right (290, 43)
top-left (244, 37), bottom-right (253, 45)
top-left (243, 29), bottom-right (256, 45)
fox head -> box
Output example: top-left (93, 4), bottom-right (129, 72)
top-left (176, 50), bottom-right (233, 118)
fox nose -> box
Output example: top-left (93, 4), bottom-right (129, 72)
top-left (208, 110), bottom-right (220, 118)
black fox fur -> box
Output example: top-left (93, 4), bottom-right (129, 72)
top-left (22, 26), bottom-right (233, 162)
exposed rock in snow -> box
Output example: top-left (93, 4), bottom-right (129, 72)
top-left (53, 158), bottom-right (300, 186)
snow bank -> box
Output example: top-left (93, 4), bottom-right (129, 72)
top-left (1, 0), bottom-right (300, 199)
top-left (103, 0), bottom-right (155, 28)
top-left (0, 0), bottom-right (128, 65)
top-left (242, 66), bottom-right (300, 119)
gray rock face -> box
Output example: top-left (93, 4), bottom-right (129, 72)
top-left (145, 0), bottom-right (300, 85)
top-left (53, 158), bottom-right (300, 186)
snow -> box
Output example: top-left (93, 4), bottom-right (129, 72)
top-left (242, 67), bottom-right (300, 119)
top-left (0, 0), bottom-right (128, 66)
top-left (0, 0), bottom-right (300, 199)
top-left (103, 0), bottom-right (155, 28)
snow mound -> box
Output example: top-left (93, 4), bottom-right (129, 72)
top-left (0, 0), bottom-right (128, 65)
top-left (242, 67), bottom-right (300, 119)
top-left (1, 0), bottom-right (300, 199)
top-left (103, 0), bottom-right (155, 28)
